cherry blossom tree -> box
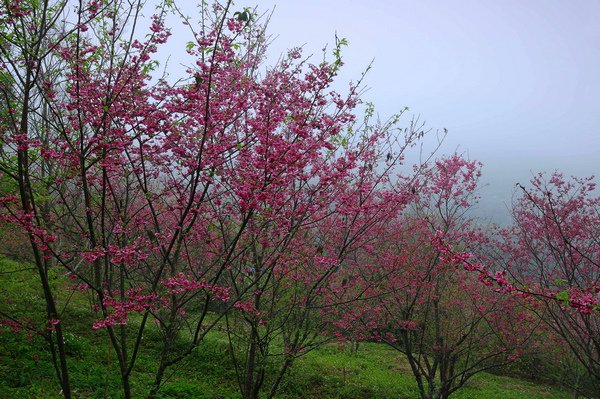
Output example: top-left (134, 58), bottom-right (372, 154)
top-left (221, 98), bottom-right (429, 398)
top-left (499, 173), bottom-right (600, 395)
top-left (332, 155), bottom-right (536, 399)
top-left (1, 1), bottom-right (78, 396)
top-left (0, 1), bottom-right (435, 398)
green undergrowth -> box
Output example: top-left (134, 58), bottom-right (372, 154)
top-left (0, 256), bottom-right (573, 398)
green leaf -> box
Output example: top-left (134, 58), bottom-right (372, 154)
top-left (556, 290), bottom-right (569, 305)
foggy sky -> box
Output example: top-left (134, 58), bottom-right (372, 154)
top-left (252, 0), bottom-right (600, 223)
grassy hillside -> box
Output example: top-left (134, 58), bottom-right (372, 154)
top-left (0, 256), bottom-right (573, 399)
top-left (0, 335), bottom-right (573, 399)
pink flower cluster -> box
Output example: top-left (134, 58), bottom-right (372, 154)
top-left (162, 272), bottom-right (230, 302)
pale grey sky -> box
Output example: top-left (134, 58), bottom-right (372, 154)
top-left (252, 0), bottom-right (599, 223)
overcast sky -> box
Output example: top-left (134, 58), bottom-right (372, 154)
top-left (243, 0), bottom-right (599, 223)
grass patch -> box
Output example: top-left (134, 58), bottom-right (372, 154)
top-left (0, 256), bottom-right (574, 398)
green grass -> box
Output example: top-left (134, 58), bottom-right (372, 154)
top-left (0, 328), bottom-right (575, 399)
top-left (282, 343), bottom-right (571, 399)
top-left (451, 373), bottom-right (571, 399)
top-left (281, 343), bottom-right (419, 399)
top-left (0, 256), bottom-right (574, 398)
